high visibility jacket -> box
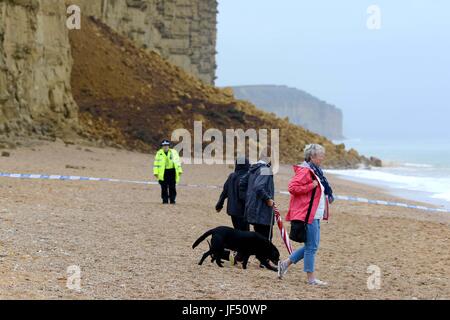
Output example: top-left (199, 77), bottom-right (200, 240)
top-left (153, 148), bottom-right (183, 183)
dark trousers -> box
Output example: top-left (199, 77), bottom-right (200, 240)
top-left (231, 216), bottom-right (249, 232)
top-left (159, 168), bottom-right (177, 203)
top-left (230, 215), bottom-right (249, 263)
top-left (253, 223), bottom-right (273, 241)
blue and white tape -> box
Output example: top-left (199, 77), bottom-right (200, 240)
top-left (1, 171), bottom-right (449, 214)
top-left (0, 172), bottom-right (158, 185)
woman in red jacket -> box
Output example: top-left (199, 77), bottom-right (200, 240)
top-left (277, 144), bottom-right (334, 286)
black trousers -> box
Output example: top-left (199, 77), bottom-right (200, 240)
top-left (159, 168), bottom-right (177, 203)
top-left (253, 223), bottom-right (273, 241)
top-left (231, 215), bottom-right (249, 232)
top-left (230, 216), bottom-right (249, 262)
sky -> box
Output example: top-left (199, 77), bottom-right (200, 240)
top-left (216, 0), bottom-right (450, 141)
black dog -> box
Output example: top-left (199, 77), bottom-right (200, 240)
top-left (192, 226), bottom-right (279, 271)
top-left (207, 240), bottom-right (231, 263)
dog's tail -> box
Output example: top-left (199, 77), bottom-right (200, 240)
top-left (192, 229), bottom-right (215, 249)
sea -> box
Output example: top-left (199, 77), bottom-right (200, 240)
top-left (327, 138), bottom-right (450, 210)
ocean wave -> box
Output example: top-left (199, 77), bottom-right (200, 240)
top-left (402, 163), bottom-right (434, 168)
top-left (432, 191), bottom-right (450, 202)
top-left (326, 169), bottom-right (450, 203)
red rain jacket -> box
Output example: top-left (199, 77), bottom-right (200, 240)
top-left (285, 164), bottom-right (330, 224)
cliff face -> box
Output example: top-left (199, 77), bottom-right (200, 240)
top-left (77, 0), bottom-right (217, 84)
top-left (0, 1), bottom-right (368, 167)
top-left (0, 0), bottom-right (217, 143)
top-left (0, 0), bottom-right (79, 141)
top-left (232, 85), bottom-right (344, 140)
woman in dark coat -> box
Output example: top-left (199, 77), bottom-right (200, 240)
top-left (215, 157), bottom-right (250, 231)
top-left (238, 152), bottom-right (277, 271)
top-left (238, 155), bottom-right (275, 240)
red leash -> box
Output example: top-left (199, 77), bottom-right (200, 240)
top-left (273, 205), bottom-right (293, 255)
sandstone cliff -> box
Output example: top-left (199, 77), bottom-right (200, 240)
top-left (0, 0), bottom-right (217, 144)
top-left (76, 0), bottom-right (218, 84)
top-left (232, 85), bottom-right (344, 140)
top-left (0, 0), bottom-right (80, 143)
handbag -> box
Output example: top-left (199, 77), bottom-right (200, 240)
top-left (289, 186), bottom-right (317, 243)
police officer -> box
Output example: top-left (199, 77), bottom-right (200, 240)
top-left (153, 140), bottom-right (183, 204)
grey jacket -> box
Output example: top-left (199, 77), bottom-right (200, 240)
top-left (239, 162), bottom-right (275, 226)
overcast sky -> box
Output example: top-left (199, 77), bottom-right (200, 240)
top-left (216, 0), bottom-right (450, 141)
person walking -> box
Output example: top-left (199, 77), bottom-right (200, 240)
top-left (277, 144), bottom-right (334, 286)
top-left (215, 156), bottom-right (250, 265)
top-left (239, 150), bottom-right (277, 270)
top-left (153, 140), bottom-right (183, 204)
top-left (215, 156), bottom-right (251, 232)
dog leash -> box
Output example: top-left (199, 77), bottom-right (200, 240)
top-left (269, 203), bottom-right (276, 243)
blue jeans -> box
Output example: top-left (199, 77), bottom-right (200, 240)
top-left (289, 219), bottom-right (320, 273)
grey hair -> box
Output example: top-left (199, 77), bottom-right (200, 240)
top-left (304, 144), bottom-right (325, 162)
top-left (259, 147), bottom-right (272, 164)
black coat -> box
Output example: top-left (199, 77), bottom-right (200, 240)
top-left (239, 162), bottom-right (275, 226)
top-left (216, 162), bottom-right (249, 217)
